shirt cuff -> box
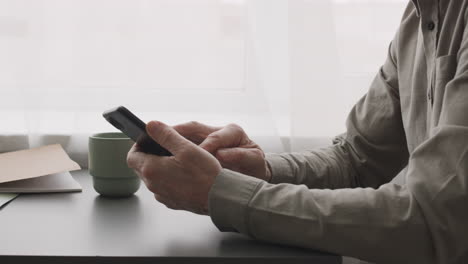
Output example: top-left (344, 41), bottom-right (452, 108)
top-left (265, 153), bottom-right (295, 184)
top-left (208, 169), bottom-right (263, 233)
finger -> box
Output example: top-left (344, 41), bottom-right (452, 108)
top-left (173, 121), bottom-right (221, 144)
top-left (128, 144), bottom-right (170, 187)
top-left (155, 194), bottom-right (179, 210)
top-left (146, 121), bottom-right (194, 155)
top-left (127, 143), bottom-right (149, 171)
top-left (127, 143), bottom-right (165, 174)
top-left (215, 148), bottom-right (247, 170)
top-left (138, 162), bottom-right (166, 192)
top-left (199, 124), bottom-right (247, 154)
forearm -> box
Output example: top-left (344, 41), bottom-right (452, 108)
top-left (211, 126), bottom-right (468, 264)
top-left (209, 169), bottom-right (435, 264)
top-left (267, 130), bottom-right (407, 190)
top-left (266, 137), bottom-right (362, 189)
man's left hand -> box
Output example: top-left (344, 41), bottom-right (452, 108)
top-left (127, 121), bottom-right (222, 215)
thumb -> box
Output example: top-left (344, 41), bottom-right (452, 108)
top-left (216, 148), bottom-right (245, 166)
top-left (215, 147), bottom-right (254, 173)
top-left (146, 121), bottom-right (192, 155)
top-left (199, 124), bottom-right (246, 154)
top-left (216, 148), bottom-right (265, 178)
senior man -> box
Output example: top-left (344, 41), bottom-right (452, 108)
top-left (127, 1), bottom-right (468, 263)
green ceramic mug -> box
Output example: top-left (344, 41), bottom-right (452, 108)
top-left (88, 132), bottom-right (140, 197)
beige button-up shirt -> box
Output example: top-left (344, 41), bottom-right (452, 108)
top-left (208, 1), bottom-right (468, 263)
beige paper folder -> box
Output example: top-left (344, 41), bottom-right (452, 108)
top-left (0, 172), bottom-right (81, 193)
top-left (0, 144), bottom-right (82, 193)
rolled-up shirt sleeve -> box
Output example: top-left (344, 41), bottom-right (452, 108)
top-left (209, 19), bottom-right (468, 264)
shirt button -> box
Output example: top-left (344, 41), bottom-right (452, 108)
top-left (427, 21), bottom-right (435, 31)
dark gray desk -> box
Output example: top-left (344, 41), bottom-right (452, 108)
top-left (0, 170), bottom-right (341, 264)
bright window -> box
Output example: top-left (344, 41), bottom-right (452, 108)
top-left (0, 0), bottom-right (409, 157)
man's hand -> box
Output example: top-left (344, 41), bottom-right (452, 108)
top-left (127, 121), bottom-right (221, 215)
top-left (174, 122), bottom-right (271, 182)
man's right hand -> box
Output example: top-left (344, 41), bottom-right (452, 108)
top-left (173, 121), bottom-right (272, 182)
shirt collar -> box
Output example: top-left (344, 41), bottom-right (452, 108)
top-left (412, 0), bottom-right (421, 17)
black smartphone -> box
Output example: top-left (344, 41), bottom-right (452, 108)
top-left (102, 106), bottom-right (172, 156)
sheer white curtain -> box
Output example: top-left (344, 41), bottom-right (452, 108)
top-left (249, 0), bottom-right (408, 151)
top-left (0, 0), bottom-right (407, 166)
